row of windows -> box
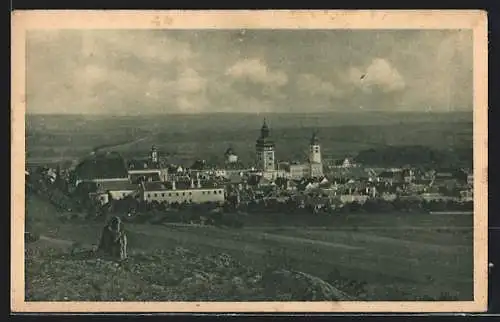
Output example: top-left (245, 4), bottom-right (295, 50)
top-left (146, 190), bottom-right (224, 198)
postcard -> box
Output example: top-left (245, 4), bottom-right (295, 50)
top-left (11, 10), bottom-right (488, 313)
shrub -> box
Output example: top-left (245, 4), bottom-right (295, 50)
top-left (25, 231), bottom-right (40, 244)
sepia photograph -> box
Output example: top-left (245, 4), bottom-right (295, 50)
top-left (11, 10), bottom-right (488, 312)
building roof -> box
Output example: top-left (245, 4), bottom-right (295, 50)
top-left (225, 147), bottom-right (236, 156)
top-left (227, 173), bottom-right (245, 184)
top-left (128, 159), bottom-right (160, 170)
top-left (310, 131), bottom-right (319, 145)
top-left (74, 154), bottom-right (128, 180)
top-left (277, 162), bottom-right (291, 172)
top-left (333, 158), bottom-right (354, 166)
top-left (96, 181), bottom-right (140, 193)
top-left (143, 180), bottom-right (223, 191)
top-left (378, 170), bottom-right (404, 180)
top-left (256, 119), bottom-right (274, 147)
top-left (247, 175), bottom-right (263, 186)
top-left (190, 160), bottom-right (211, 171)
top-left (75, 181), bottom-right (99, 194)
top-left (224, 162), bottom-right (248, 170)
top-left (129, 173), bottom-right (161, 182)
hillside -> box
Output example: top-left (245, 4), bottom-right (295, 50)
top-left (24, 194), bottom-right (473, 301)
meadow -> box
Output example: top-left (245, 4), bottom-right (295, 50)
top-left (25, 194), bottom-right (473, 301)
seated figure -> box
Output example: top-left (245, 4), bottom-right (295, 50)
top-left (97, 216), bottom-right (128, 260)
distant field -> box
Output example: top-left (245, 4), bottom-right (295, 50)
top-left (25, 113), bottom-right (473, 165)
top-left (25, 195), bottom-right (473, 301)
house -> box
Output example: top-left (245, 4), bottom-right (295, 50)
top-left (406, 179), bottom-right (432, 193)
top-left (459, 189), bottom-right (473, 202)
top-left (377, 169), bottom-right (404, 185)
top-left (129, 172), bottom-right (161, 184)
top-left (467, 174), bottom-right (473, 186)
top-left (224, 148), bottom-right (239, 164)
top-left (332, 157), bottom-right (357, 169)
top-left (433, 168), bottom-right (468, 185)
top-left (332, 194), bottom-right (369, 204)
top-left (402, 168), bottom-right (416, 183)
top-left (89, 181), bottom-right (141, 205)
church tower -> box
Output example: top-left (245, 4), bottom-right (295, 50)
top-left (309, 131), bottom-right (324, 178)
top-left (255, 119), bottom-right (276, 172)
top-left (149, 145), bottom-right (158, 164)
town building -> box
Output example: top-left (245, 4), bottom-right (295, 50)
top-left (330, 157), bottom-right (357, 169)
top-left (308, 132), bottom-right (324, 178)
top-left (278, 132), bottom-right (325, 180)
top-left (255, 119), bottom-right (278, 180)
top-left (88, 181), bottom-right (141, 205)
top-left (126, 145), bottom-right (163, 183)
top-left (224, 147), bottom-right (239, 164)
top-left (140, 175), bottom-right (226, 205)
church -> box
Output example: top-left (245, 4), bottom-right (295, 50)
top-left (254, 120), bottom-right (324, 180)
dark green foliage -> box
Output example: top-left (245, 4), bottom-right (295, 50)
top-left (74, 153), bottom-right (128, 180)
top-left (355, 145), bottom-right (472, 168)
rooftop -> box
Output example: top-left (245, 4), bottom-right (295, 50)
top-left (310, 131), bottom-right (319, 145)
top-left (74, 154), bottom-right (128, 180)
top-left (127, 159), bottom-right (160, 170)
top-left (129, 173), bottom-right (161, 183)
top-left (143, 180), bottom-right (224, 191)
top-left (224, 162), bottom-right (248, 170)
top-left (96, 181), bottom-right (140, 193)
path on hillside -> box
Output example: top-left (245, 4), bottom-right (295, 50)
top-left (93, 135), bottom-right (153, 154)
top-left (38, 235), bottom-right (75, 246)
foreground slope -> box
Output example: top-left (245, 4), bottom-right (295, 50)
top-left (24, 195), bottom-right (473, 301)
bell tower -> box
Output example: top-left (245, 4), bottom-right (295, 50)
top-left (149, 145), bottom-right (158, 164)
top-left (309, 131), bottom-right (321, 164)
top-left (309, 131), bottom-right (323, 178)
top-left (255, 119), bottom-right (275, 172)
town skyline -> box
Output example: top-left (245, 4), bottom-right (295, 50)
top-left (26, 29), bottom-right (472, 115)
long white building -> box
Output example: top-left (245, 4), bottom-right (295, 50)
top-left (140, 177), bottom-right (225, 204)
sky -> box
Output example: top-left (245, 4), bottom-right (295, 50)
top-left (26, 29), bottom-right (473, 115)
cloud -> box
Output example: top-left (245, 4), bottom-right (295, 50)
top-left (296, 73), bottom-right (341, 98)
top-left (176, 68), bottom-right (207, 94)
top-left (350, 58), bottom-right (405, 93)
top-left (26, 30), bottom-right (472, 114)
top-left (79, 30), bottom-right (195, 66)
top-left (225, 58), bottom-right (288, 87)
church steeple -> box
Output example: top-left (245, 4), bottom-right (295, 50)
top-left (310, 130), bottom-right (319, 145)
top-left (149, 145), bottom-right (158, 164)
top-left (260, 118), bottom-right (270, 139)
top-left (255, 118), bottom-right (275, 172)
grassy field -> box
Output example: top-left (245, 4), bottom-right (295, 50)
top-left (25, 194), bottom-right (473, 301)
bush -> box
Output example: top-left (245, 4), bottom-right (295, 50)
top-left (25, 231), bottom-right (40, 244)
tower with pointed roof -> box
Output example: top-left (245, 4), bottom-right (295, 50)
top-left (149, 145), bottom-right (158, 164)
top-left (309, 131), bottom-right (321, 164)
top-left (308, 131), bottom-right (323, 178)
top-left (255, 119), bottom-right (276, 172)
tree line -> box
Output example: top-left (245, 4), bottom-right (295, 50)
top-left (355, 145), bottom-right (472, 169)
